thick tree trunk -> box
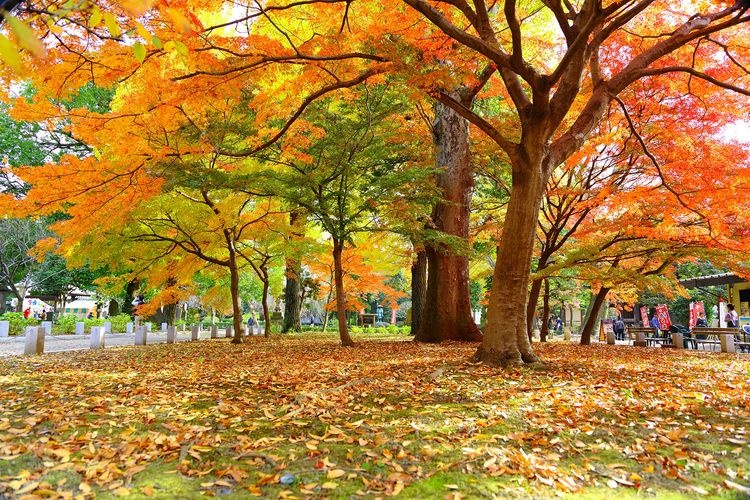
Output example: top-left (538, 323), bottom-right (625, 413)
top-left (332, 239), bottom-right (354, 346)
top-left (282, 212), bottom-right (303, 333)
top-left (122, 279), bottom-right (139, 317)
top-left (475, 157), bottom-right (548, 366)
top-left (282, 258), bottom-right (302, 333)
top-left (540, 278), bottom-right (550, 343)
top-left (526, 253), bottom-right (551, 339)
top-left (410, 249), bottom-right (427, 336)
top-left (415, 100), bottom-right (482, 343)
top-left (261, 271), bottom-right (271, 338)
top-left (580, 286), bottom-right (610, 345)
top-left (228, 257), bottom-right (243, 344)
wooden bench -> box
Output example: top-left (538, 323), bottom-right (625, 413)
top-left (627, 327), bottom-right (665, 347)
top-left (692, 328), bottom-right (750, 353)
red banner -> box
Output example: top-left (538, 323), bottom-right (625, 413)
top-left (640, 306), bottom-right (649, 327)
top-left (655, 304), bottom-right (671, 330)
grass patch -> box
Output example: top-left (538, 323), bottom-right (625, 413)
top-left (0, 339), bottom-right (748, 497)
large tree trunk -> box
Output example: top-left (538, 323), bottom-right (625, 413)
top-left (261, 269), bottom-right (271, 338)
top-left (475, 156), bottom-right (548, 366)
top-left (122, 279), bottom-right (139, 317)
top-left (332, 238), bottom-right (354, 346)
top-left (526, 253), bottom-right (552, 339)
top-left (580, 286), bottom-right (610, 345)
top-left (228, 255), bottom-right (243, 344)
top-left (410, 249), bottom-right (427, 336)
top-left (282, 258), bottom-right (302, 333)
top-left (282, 212), bottom-right (303, 333)
top-left (415, 100), bottom-right (482, 343)
top-left (540, 278), bottom-right (550, 343)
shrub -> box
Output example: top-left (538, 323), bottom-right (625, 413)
top-left (54, 314), bottom-right (80, 334)
top-left (108, 314), bottom-right (132, 333)
top-left (0, 312), bottom-right (40, 335)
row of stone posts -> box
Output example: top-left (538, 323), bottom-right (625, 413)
top-left (12, 319), bottom-right (253, 355)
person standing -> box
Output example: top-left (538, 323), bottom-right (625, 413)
top-left (613, 316), bottom-right (625, 341)
top-left (650, 314), bottom-right (661, 336)
top-left (725, 303), bottom-right (739, 328)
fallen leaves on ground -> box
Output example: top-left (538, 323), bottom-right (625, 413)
top-left (0, 336), bottom-right (748, 497)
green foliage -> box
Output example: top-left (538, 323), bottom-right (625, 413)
top-left (107, 314), bottom-right (132, 333)
top-left (0, 312), bottom-right (39, 335)
top-left (54, 314), bottom-right (79, 334)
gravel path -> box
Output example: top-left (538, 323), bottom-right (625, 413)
top-left (0, 328), bottom-right (248, 357)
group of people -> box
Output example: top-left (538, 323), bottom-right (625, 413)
top-left (22, 307), bottom-right (51, 320)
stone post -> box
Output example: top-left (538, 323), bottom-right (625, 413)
top-left (24, 326), bottom-right (44, 355)
top-left (135, 326), bottom-right (147, 346)
top-left (191, 325), bottom-right (200, 341)
top-left (634, 331), bottom-right (648, 347)
top-left (146, 322), bottom-right (152, 333)
top-left (41, 321), bottom-right (52, 336)
top-left (225, 325), bottom-right (232, 338)
top-left (126, 322), bottom-right (133, 334)
top-left (720, 335), bottom-right (736, 354)
top-left (167, 325), bottom-right (176, 344)
top-left (134, 316), bottom-right (141, 328)
top-left (0, 321), bottom-right (9, 337)
top-left (75, 322), bottom-right (85, 335)
top-left (161, 322), bottom-right (168, 333)
top-left (104, 322), bottom-right (111, 334)
top-left (532, 327), bottom-right (540, 341)
top-left (606, 330), bottom-right (616, 345)
top-left (671, 332), bottom-right (684, 350)
top-left (563, 326), bottom-right (571, 341)
top-left (211, 325), bottom-right (218, 339)
top-left (90, 326), bottom-right (105, 349)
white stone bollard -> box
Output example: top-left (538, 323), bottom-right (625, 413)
top-left (672, 332), bottom-right (684, 349)
top-left (211, 325), bottom-right (218, 339)
top-left (606, 330), bottom-right (616, 345)
top-left (191, 325), bottom-right (200, 341)
top-left (90, 326), bottom-right (105, 349)
top-left (225, 325), bottom-right (232, 338)
top-left (24, 326), bottom-right (44, 355)
top-left (41, 321), bottom-right (52, 336)
top-left (135, 326), bottom-right (147, 346)
top-left (563, 327), bottom-right (571, 341)
top-left (146, 322), bottom-right (152, 333)
top-left (126, 322), bottom-right (133, 334)
top-left (532, 327), bottom-right (540, 340)
top-left (720, 335), bottom-right (736, 354)
top-left (75, 322), bottom-right (85, 335)
top-left (167, 325), bottom-right (176, 344)
top-left (161, 322), bottom-right (168, 333)
top-left (0, 320), bottom-right (9, 337)
top-left (134, 316), bottom-right (141, 328)
top-left (104, 322), bottom-right (111, 334)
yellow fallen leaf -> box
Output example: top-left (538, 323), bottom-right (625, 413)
top-left (321, 482), bottom-right (338, 489)
top-left (327, 469), bottom-right (346, 479)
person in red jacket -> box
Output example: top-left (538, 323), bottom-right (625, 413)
top-left (23, 308), bottom-right (31, 319)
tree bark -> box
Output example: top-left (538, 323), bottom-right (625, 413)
top-left (282, 212), bottom-right (303, 333)
top-left (122, 279), bottom-right (139, 317)
top-left (414, 99), bottom-right (482, 343)
top-left (540, 278), bottom-right (550, 343)
top-left (228, 252), bottom-right (243, 344)
top-left (332, 238), bottom-right (354, 346)
top-left (475, 156), bottom-right (547, 366)
top-left (261, 267), bottom-right (271, 338)
top-left (410, 249), bottom-right (427, 336)
top-left (580, 286), bottom-right (610, 345)
top-left (526, 253), bottom-right (552, 339)
top-left (282, 257), bottom-right (302, 333)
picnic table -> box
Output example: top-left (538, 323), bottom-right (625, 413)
top-left (693, 327), bottom-right (750, 353)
